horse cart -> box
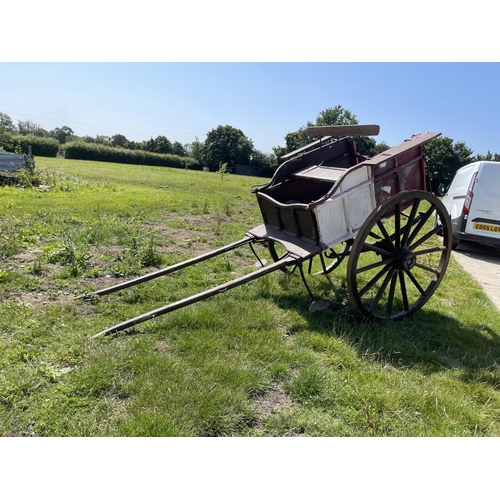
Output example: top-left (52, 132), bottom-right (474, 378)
top-left (85, 125), bottom-right (452, 338)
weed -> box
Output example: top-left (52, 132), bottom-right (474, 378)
top-left (46, 232), bottom-right (91, 276)
top-left (223, 204), bottom-right (232, 217)
top-left (29, 258), bottom-right (45, 276)
top-left (212, 212), bottom-right (224, 235)
top-left (140, 232), bottom-right (164, 267)
top-left (218, 162), bottom-right (228, 183)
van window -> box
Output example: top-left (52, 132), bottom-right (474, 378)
top-left (449, 165), bottom-right (476, 194)
top-left (477, 162), bottom-right (500, 195)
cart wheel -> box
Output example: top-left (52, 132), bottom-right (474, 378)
top-left (347, 190), bottom-right (452, 320)
top-left (309, 239), bottom-right (353, 275)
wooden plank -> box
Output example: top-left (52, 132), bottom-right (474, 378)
top-left (247, 224), bottom-right (320, 258)
top-left (293, 165), bottom-right (346, 182)
top-left (307, 124), bottom-right (380, 137)
top-left (362, 132), bottom-right (441, 166)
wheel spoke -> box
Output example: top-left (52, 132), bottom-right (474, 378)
top-left (399, 270), bottom-right (409, 311)
top-left (413, 262), bottom-right (440, 276)
top-left (368, 231), bottom-right (382, 240)
top-left (409, 225), bottom-right (440, 251)
top-left (413, 246), bottom-right (447, 256)
top-left (394, 202), bottom-right (401, 249)
top-left (269, 239), bottom-right (351, 277)
top-left (376, 219), bottom-right (397, 252)
top-left (404, 269), bottom-right (427, 295)
top-left (401, 199), bottom-right (420, 247)
top-left (369, 267), bottom-right (397, 314)
top-left (386, 271), bottom-right (398, 317)
top-left (356, 257), bottom-right (394, 274)
top-left (358, 263), bottom-right (392, 298)
top-left (361, 242), bottom-right (394, 258)
top-left (407, 205), bottom-right (434, 246)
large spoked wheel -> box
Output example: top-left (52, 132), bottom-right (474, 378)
top-left (268, 239), bottom-right (352, 275)
top-left (347, 190), bottom-right (452, 320)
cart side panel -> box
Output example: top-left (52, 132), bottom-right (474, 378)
top-left (256, 193), bottom-right (319, 245)
top-left (363, 132), bottom-right (441, 206)
top-left (336, 163), bottom-right (371, 192)
top-left (372, 149), bottom-right (426, 205)
top-left (314, 198), bottom-right (349, 248)
top-left (260, 177), bottom-right (334, 205)
top-left (314, 165), bottom-right (376, 248)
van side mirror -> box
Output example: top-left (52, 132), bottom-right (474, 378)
top-left (437, 183), bottom-right (448, 196)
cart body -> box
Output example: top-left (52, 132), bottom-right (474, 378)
top-left (251, 132), bottom-right (440, 255)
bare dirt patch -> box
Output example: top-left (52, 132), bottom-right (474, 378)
top-left (254, 381), bottom-right (294, 430)
top-left (2, 212), bottom-right (263, 314)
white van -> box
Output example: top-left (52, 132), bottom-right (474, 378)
top-left (440, 161), bottom-right (500, 249)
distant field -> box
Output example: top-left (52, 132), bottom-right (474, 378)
top-left (1, 156), bottom-right (500, 437)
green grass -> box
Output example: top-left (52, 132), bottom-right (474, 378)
top-left (1, 157), bottom-right (500, 436)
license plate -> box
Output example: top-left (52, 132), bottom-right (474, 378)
top-left (473, 223), bottom-right (500, 233)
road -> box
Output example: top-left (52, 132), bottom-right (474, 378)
top-left (451, 241), bottom-right (500, 311)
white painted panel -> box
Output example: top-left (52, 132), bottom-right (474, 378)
top-left (315, 198), bottom-right (349, 248)
top-left (339, 165), bottom-right (370, 191)
top-left (345, 184), bottom-right (375, 232)
top-left (314, 177), bottom-right (376, 248)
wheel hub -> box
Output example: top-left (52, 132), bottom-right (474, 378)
top-left (395, 248), bottom-right (416, 271)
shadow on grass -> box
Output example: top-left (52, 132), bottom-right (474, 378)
top-left (256, 276), bottom-right (500, 388)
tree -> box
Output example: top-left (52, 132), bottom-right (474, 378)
top-left (95, 135), bottom-right (111, 145)
top-left (153, 135), bottom-right (173, 154)
top-left (50, 126), bottom-right (74, 144)
top-left (275, 105), bottom-right (380, 158)
top-left (185, 137), bottom-right (204, 164)
top-left (475, 150), bottom-right (500, 162)
top-left (250, 149), bottom-right (277, 169)
top-left (0, 112), bottom-right (15, 132)
top-left (313, 106), bottom-right (358, 127)
top-left (284, 130), bottom-right (308, 153)
top-left (425, 136), bottom-right (474, 189)
top-left (372, 141), bottom-right (391, 155)
top-left (18, 120), bottom-right (48, 137)
top-left (111, 134), bottom-right (128, 147)
top-left (172, 141), bottom-right (186, 156)
top-left (203, 125), bottom-right (253, 171)
top-left (144, 135), bottom-right (174, 154)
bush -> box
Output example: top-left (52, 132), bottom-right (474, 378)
top-left (63, 141), bottom-right (201, 170)
top-left (0, 133), bottom-right (59, 157)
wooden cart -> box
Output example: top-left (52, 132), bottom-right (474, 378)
top-left (84, 125), bottom-right (452, 337)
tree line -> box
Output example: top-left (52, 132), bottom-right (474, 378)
top-left (1, 106), bottom-right (499, 185)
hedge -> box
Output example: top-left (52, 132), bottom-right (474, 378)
top-left (63, 141), bottom-right (202, 170)
top-left (0, 133), bottom-right (59, 157)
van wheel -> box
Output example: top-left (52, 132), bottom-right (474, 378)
top-left (451, 238), bottom-right (459, 250)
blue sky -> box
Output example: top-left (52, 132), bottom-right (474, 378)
top-left (1, 62), bottom-right (500, 157)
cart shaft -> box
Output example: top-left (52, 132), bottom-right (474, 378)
top-left (91, 254), bottom-right (299, 338)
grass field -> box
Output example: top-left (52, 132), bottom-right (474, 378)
top-left (1, 156), bottom-right (500, 437)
